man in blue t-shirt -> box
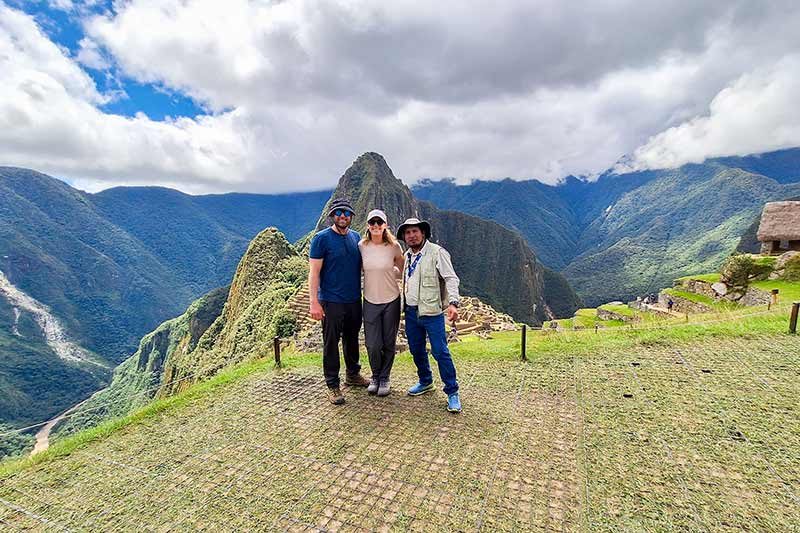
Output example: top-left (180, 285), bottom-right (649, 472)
top-left (309, 198), bottom-right (369, 405)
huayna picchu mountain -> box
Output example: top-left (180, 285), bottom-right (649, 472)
top-left (311, 152), bottom-right (581, 323)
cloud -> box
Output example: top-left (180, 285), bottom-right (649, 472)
top-left (75, 37), bottom-right (109, 70)
top-left (623, 55), bottom-right (800, 171)
top-left (2, 1), bottom-right (800, 193)
top-left (0, 4), bottom-right (257, 193)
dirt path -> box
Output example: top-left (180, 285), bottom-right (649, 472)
top-left (31, 393), bottom-right (101, 455)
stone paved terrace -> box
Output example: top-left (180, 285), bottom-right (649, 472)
top-left (1, 329), bottom-right (799, 531)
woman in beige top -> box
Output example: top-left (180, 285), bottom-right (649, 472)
top-left (359, 209), bottom-right (404, 396)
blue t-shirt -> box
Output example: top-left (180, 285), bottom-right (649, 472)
top-left (309, 227), bottom-right (362, 303)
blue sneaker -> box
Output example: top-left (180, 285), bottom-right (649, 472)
top-left (447, 393), bottom-right (462, 413)
top-left (407, 382), bottom-right (435, 396)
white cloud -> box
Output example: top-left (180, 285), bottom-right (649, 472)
top-left (75, 37), bottom-right (109, 70)
top-left (624, 55), bottom-right (800, 171)
top-left (3, 1), bottom-right (800, 193)
top-left (48, 0), bottom-right (73, 11)
top-left (0, 4), bottom-right (257, 194)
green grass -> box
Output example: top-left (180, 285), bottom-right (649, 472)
top-left (662, 288), bottom-right (739, 311)
top-left (754, 255), bottom-right (778, 267)
top-left (751, 279), bottom-right (800, 303)
top-left (0, 351), bottom-right (301, 480)
top-left (675, 272), bottom-right (720, 283)
top-left (1, 307), bottom-right (797, 531)
top-left (598, 303), bottom-right (636, 317)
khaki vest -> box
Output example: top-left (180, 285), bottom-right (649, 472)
top-left (403, 241), bottom-right (448, 316)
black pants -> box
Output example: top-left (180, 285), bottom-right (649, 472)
top-left (363, 297), bottom-right (401, 381)
top-left (321, 301), bottom-right (362, 388)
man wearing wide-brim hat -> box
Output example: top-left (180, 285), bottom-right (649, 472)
top-left (397, 217), bottom-right (462, 413)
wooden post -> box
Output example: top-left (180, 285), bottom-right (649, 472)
top-left (771, 289), bottom-right (779, 306)
top-left (521, 325), bottom-right (527, 361)
top-left (790, 302), bottom-right (799, 334)
top-left (274, 337), bottom-right (281, 366)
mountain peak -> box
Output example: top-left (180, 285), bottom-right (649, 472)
top-left (314, 152), bottom-right (416, 231)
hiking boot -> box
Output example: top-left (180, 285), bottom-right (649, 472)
top-left (447, 392), bottom-right (462, 413)
top-left (345, 373), bottom-right (370, 387)
top-left (367, 379), bottom-right (379, 395)
top-left (377, 379), bottom-right (391, 397)
top-left (327, 387), bottom-right (345, 405)
top-left (407, 382), bottom-right (435, 396)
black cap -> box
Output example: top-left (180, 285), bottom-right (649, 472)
top-left (327, 198), bottom-right (355, 217)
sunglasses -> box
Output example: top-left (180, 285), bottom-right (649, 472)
top-left (368, 219), bottom-right (385, 226)
top-left (333, 209), bottom-right (353, 217)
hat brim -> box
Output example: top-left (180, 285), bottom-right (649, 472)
top-left (396, 221), bottom-right (431, 242)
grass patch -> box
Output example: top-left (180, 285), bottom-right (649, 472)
top-left (598, 303), bottom-right (636, 317)
top-left (0, 307), bottom-right (797, 530)
top-left (662, 288), bottom-right (739, 311)
top-left (0, 353), bottom-right (295, 480)
top-left (751, 279), bottom-right (800, 303)
top-left (675, 272), bottom-right (720, 283)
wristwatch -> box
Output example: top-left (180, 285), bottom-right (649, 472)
top-left (449, 300), bottom-right (459, 308)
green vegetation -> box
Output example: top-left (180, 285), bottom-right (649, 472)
top-left (415, 149), bottom-right (800, 307)
top-left (0, 167), bottom-right (326, 427)
top-left (0, 296), bottom-right (107, 431)
top-left (751, 279), bottom-right (800, 302)
top-left (0, 425), bottom-right (34, 460)
top-left (50, 229), bottom-right (306, 443)
top-left (675, 273), bottom-right (720, 283)
top-left (662, 288), bottom-right (739, 311)
top-left (598, 303), bottom-right (635, 317)
top-left (52, 286), bottom-right (229, 440)
top-left (720, 253), bottom-right (773, 285)
top-left (311, 152), bottom-right (580, 324)
top-left (784, 255), bottom-right (800, 281)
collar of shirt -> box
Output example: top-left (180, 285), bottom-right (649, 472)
top-left (406, 240), bottom-right (429, 260)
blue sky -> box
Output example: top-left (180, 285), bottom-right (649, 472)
top-left (2, 1), bottom-right (800, 194)
top-left (17, 0), bottom-right (205, 121)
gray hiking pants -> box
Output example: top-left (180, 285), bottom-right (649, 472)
top-left (363, 297), bottom-right (401, 381)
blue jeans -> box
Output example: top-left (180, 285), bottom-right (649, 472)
top-left (404, 306), bottom-right (459, 395)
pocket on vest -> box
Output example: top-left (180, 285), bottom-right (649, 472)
top-left (422, 276), bottom-right (438, 287)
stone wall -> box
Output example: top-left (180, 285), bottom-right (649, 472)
top-left (658, 292), bottom-right (713, 314)
top-left (738, 286), bottom-right (771, 306)
top-left (677, 279), bottom-right (719, 298)
top-left (596, 308), bottom-right (639, 322)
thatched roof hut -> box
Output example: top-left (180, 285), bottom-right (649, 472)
top-left (757, 201), bottom-right (800, 254)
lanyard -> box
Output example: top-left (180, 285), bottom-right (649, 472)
top-left (406, 252), bottom-right (422, 281)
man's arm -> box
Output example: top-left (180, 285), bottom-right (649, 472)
top-left (308, 258), bottom-right (325, 320)
top-left (436, 248), bottom-right (460, 322)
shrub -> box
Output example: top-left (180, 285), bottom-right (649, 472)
top-left (273, 308), bottom-right (297, 338)
top-left (784, 255), bottom-right (800, 282)
top-left (720, 254), bottom-right (773, 286)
